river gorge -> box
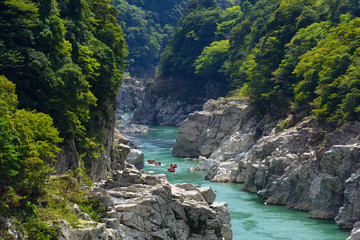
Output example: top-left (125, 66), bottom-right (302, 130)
top-left (123, 124), bottom-right (350, 240)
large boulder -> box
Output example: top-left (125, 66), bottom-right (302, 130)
top-left (98, 169), bottom-right (232, 240)
top-left (125, 149), bottom-right (144, 170)
top-left (53, 168), bottom-right (232, 239)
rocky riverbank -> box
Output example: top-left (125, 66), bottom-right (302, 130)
top-left (97, 168), bottom-right (231, 240)
top-left (2, 126), bottom-right (232, 240)
top-left (173, 99), bottom-right (360, 235)
top-left (52, 167), bottom-right (232, 240)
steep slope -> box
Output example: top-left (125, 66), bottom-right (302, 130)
top-left (112, 0), bottom-right (236, 79)
top-left (173, 99), bottom-right (360, 234)
top-left (135, 0), bottom-right (359, 126)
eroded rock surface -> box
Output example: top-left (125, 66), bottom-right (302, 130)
top-left (132, 84), bottom-right (204, 126)
top-left (91, 169), bottom-right (232, 239)
top-left (175, 98), bottom-right (360, 231)
top-left (173, 99), bottom-right (256, 157)
top-left (51, 168), bottom-right (232, 240)
top-left (125, 149), bottom-right (144, 170)
top-left (348, 222), bottom-right (360, 240)
top-left (116, 76), bottom-right (145, 113)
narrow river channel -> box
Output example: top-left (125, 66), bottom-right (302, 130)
top-left (124, 125), bottom-right (350, 240)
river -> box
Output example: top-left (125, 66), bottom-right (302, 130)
top-left (124, 125), bottom-right (350, 240)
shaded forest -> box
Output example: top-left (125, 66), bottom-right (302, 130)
top-left (153, 0), bottom-right (360, 123)
top-left (113, 0), bottom-right (237, 79)
top-left (0, 0), bottom-right (126, 237)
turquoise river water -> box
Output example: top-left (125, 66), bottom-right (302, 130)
top-left (125, 125), bottom-right (350, 240)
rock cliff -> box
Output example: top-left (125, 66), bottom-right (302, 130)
top-left (174, 99), bottom-right (360, 232)
top-left (172, 99), bottom-right (257, 157)
top-left (55, 99), bottom-right (119, 182)
top-left (132, 85), bottom-right (204, 126)
top-left (116, 76), bottom-right (145, 113)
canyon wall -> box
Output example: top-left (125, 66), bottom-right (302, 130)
top-left (132, 85), bottom-right (204, 127)
top-left (174, 99), bottom-right (360, 233)
top-left (116, 76), bottom-right (145, 113)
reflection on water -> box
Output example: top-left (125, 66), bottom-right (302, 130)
top-left (125, 125), bottom-right (349, 240)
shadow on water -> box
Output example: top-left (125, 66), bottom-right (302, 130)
top-left (124, 125), bottom-right (350, 240)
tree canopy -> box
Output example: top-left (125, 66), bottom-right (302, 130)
top-left (154, 0), bottom-right (360, 123)
top-left (0, 0), bottom-right (126, 212)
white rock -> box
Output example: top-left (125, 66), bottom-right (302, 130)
top-left (125, 149), bottom-right (144, 169)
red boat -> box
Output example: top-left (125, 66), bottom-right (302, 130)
top-left (147, 159), bottom-right (156, 164)
top-left (167, 167), bottom-right (176, 172)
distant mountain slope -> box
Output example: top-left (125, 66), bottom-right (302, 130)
top-left (148, 0), bottom-right (360, 123)
top-left (112, 0), bottom-right (235, 79)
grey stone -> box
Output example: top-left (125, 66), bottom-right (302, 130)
top-left (199, 186), bottom-right (217, 205)
top-left (132, 86), bottom-right (204, 127)
top-left (125, 149), bottom-right (144, 170)
top-left (116, 75), bottom-right (144, 113)
top-left (172, 98), bottom-right (360, 232)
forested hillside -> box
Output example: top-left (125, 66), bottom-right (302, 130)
top-left (113, 0), bottom-right (236, 79)
top-left (0, 0), bottom-right (126, 237)
top-left (154, 0), bottom-right (360, 123)
top-left (0, 0), bottom-right (126, 139)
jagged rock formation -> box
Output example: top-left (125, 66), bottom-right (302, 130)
top-left (116, 76), bottom-right (145, 113)
top-left (348, 222), bottom-right (360, 240)
top-left (55, 168), bottom-right (232, 240)
top-left (132, 85), bottom-right (204, 126)
top-left (172, 99), bottom-right (257, 157)
top-left (47, 126), bottom-right (232, 240)
top-left (111, 129), bottom-right (131, 171)
top-left (174, 99), bottom-right (360, 232)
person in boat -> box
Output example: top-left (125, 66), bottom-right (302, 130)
top-left (157, 161), bottom-right (162, 166)
top-left (167, 167), bottom-right (175, 172)
top-left (173, 164), bottom-right (178, 168)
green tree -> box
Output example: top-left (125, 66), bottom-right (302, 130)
top-left (270, 21), bottom-right (332, 111)
top-left (294, 18), bottom-right (360, 122)
top-left (0, 75), bottom-right (62, 206)
top-left (195, 40), bottom-right (230, 78)
top-left (158, 2), bottom-right (225, 99)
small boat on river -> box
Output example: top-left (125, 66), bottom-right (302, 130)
top-left (167, 167), bottom-right (176, 173)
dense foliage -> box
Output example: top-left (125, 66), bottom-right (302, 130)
top-left (0, 0), bottom-right (126, 237)
top-left (0, 75), bottom-right (62, 204)
top-left (112, 0), bottom-right (237, 79)
top-left (0, 75), bottom-right (62, 238)
top-left (156, 0), bottom-right (360, 123)
top-left (112, 0), bottom-right (181, 79)
top-left (155, 0), bottom-right (242, 99)
top-left (0, 0), bottom-right (126, 140)
top-left (230, 0), bottom-right (360, 122)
